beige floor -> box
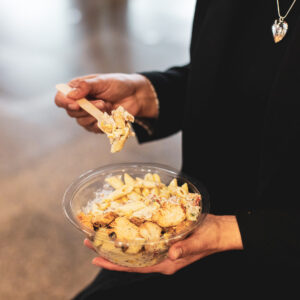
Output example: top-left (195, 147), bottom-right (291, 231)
top-left (0, 1), bottom-right (195, 299)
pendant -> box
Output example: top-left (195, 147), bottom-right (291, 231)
top-left (272, 19), bottom-right (288, 43)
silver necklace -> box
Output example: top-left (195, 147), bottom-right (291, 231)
top-left (272, 0), bottom-right (297, 43)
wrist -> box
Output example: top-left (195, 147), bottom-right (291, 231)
top-left (214, 215), bottom-right (244, 251)
top-left (132, 74), bottom-right (159, 118)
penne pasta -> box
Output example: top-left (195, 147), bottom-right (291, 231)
top-left (181, 183), bottom-right (189, 193)
top-left (128, 191), bottom-right (142, 201)
top-left (103, 185), bottom-right (133, 202)
top-left (153, 173), bottom-right (161, 183)
top-left (168, 178), bottom-right (178, 188)
top-left (124, 173), bottom-right (136, 186)
top-left (144, 173), bottom-right (154, 181)
top-left (105, 176), bottom-right (124, 189)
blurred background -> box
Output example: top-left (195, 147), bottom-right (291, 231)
top-left (0, 0), bottom-right (195, 299)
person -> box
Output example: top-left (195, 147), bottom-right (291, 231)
top-left (55, 0), bottom-right (300, 297)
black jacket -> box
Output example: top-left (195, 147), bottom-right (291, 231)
top-left (134, 0), bottom-right (300, 269)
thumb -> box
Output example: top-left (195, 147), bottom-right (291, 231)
top-left (168, 238), bottom-right (197, 261)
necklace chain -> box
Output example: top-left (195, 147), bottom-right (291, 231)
top-left (276, 0), bottom-right (297, 21)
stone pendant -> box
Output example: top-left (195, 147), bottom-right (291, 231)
top-left (272, 19), bottom-right (288, 43)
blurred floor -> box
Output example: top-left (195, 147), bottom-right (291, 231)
top-left (0, 0), bottom-right (195, 299)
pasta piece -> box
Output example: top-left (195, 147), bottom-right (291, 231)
top-left (144, 173), bottom-right (154, 181)
top-left (153, 173), bottom-right (161, 183)
top-left (136, 177), bottom-right (157, 188)
top-left (128, 191), bottom-right (142, 202)
top-left (120, 196), bottom-right (128, 202)
top-left (181, 183), bottom-right (189, 193)
top-left (134, 187), bottom-right (141, 194)
top-left (142, 188), bottom-right (150, 197)
top-left (159, 187), bottom-right (170, 199)
top-left (101, 241), bottom-right (124, 255)
top-left (124, 173), bottom-right (136, 186)
top-left (115, 200), bottom-right (146, 217)
top-left (173, 186), bottom-right (188, 198)
top-left (150, 187), bottom-right (159, 196)
top-left (168, 178), bottom-right (178, 188)
top-left (103, 185), bottom-right (133, 202)
top-left (112, 106), bottom-right (126, 128)
top-left (99, 121), bottom-right (113, 134)
top-left (93, 228), bottom-right (110, 247)
top-left (105, 176), bottom-right (124, 189)
top-left (97, 202), bottom-right (110, 210)
top-left (110, 127), bottom-right (131, 153)
top-left (105, 106), bottom-right (135, 153)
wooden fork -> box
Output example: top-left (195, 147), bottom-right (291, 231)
top-left (56, 83), bottom-right (112, 132)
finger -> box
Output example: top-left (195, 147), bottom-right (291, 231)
top-left (92, 257), bottom-right (166, 273)
top-left (92, 257), bottom-right (138, 272)
top-left (67, 77), bottom-right (105, 100)
top-left (90, 100), bottom-right (107, 111)
top-left (79, 119), bottom-right (102, 133)
top-left (76, 116), bottom-right (98, 127)
top-left (67, 80), bottom-right (91, 100)
top-left (67, 103), bottom-right (81, 111)
top-left (168, 246), bottom-right (183, 261)
top-left (84, 122), bottom-right (100, 133)
top-left (93, 100), bottom-right (113, 113)
top-left (55, 91), bottom-right (77, 109)
top-left (88, 122), bottom-right (102, 133)
top-left (67, 108), bottom-right (89, 118)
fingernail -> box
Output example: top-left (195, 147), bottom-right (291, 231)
top-left (68, 103), bottom-right (78, 110)
top-left (95, 102), bottom-right (104, 109)
top-left (173, 248), bottom-right (183, 260)
top-left (68, 88), bottom-right (78, 96)
top-left (92, 258), bottom-right (98, 265)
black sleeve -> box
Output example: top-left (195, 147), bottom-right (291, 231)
top-left (132, 65), bottom-right (190, 143)
top-left (132, 0), bottom-right (210, 143)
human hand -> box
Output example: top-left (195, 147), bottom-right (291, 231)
top-left (54, 73), bottom-right (158, 133)
top-left (85, 214), bottom-right (243, 275)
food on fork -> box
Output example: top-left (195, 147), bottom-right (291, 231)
top-left (56, 83), bottom-right (135, 153)
top-left (100, 106), bottom-right (135, 153)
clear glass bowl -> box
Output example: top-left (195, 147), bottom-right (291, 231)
top-left (63, 163), bottom-right (210, 267)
